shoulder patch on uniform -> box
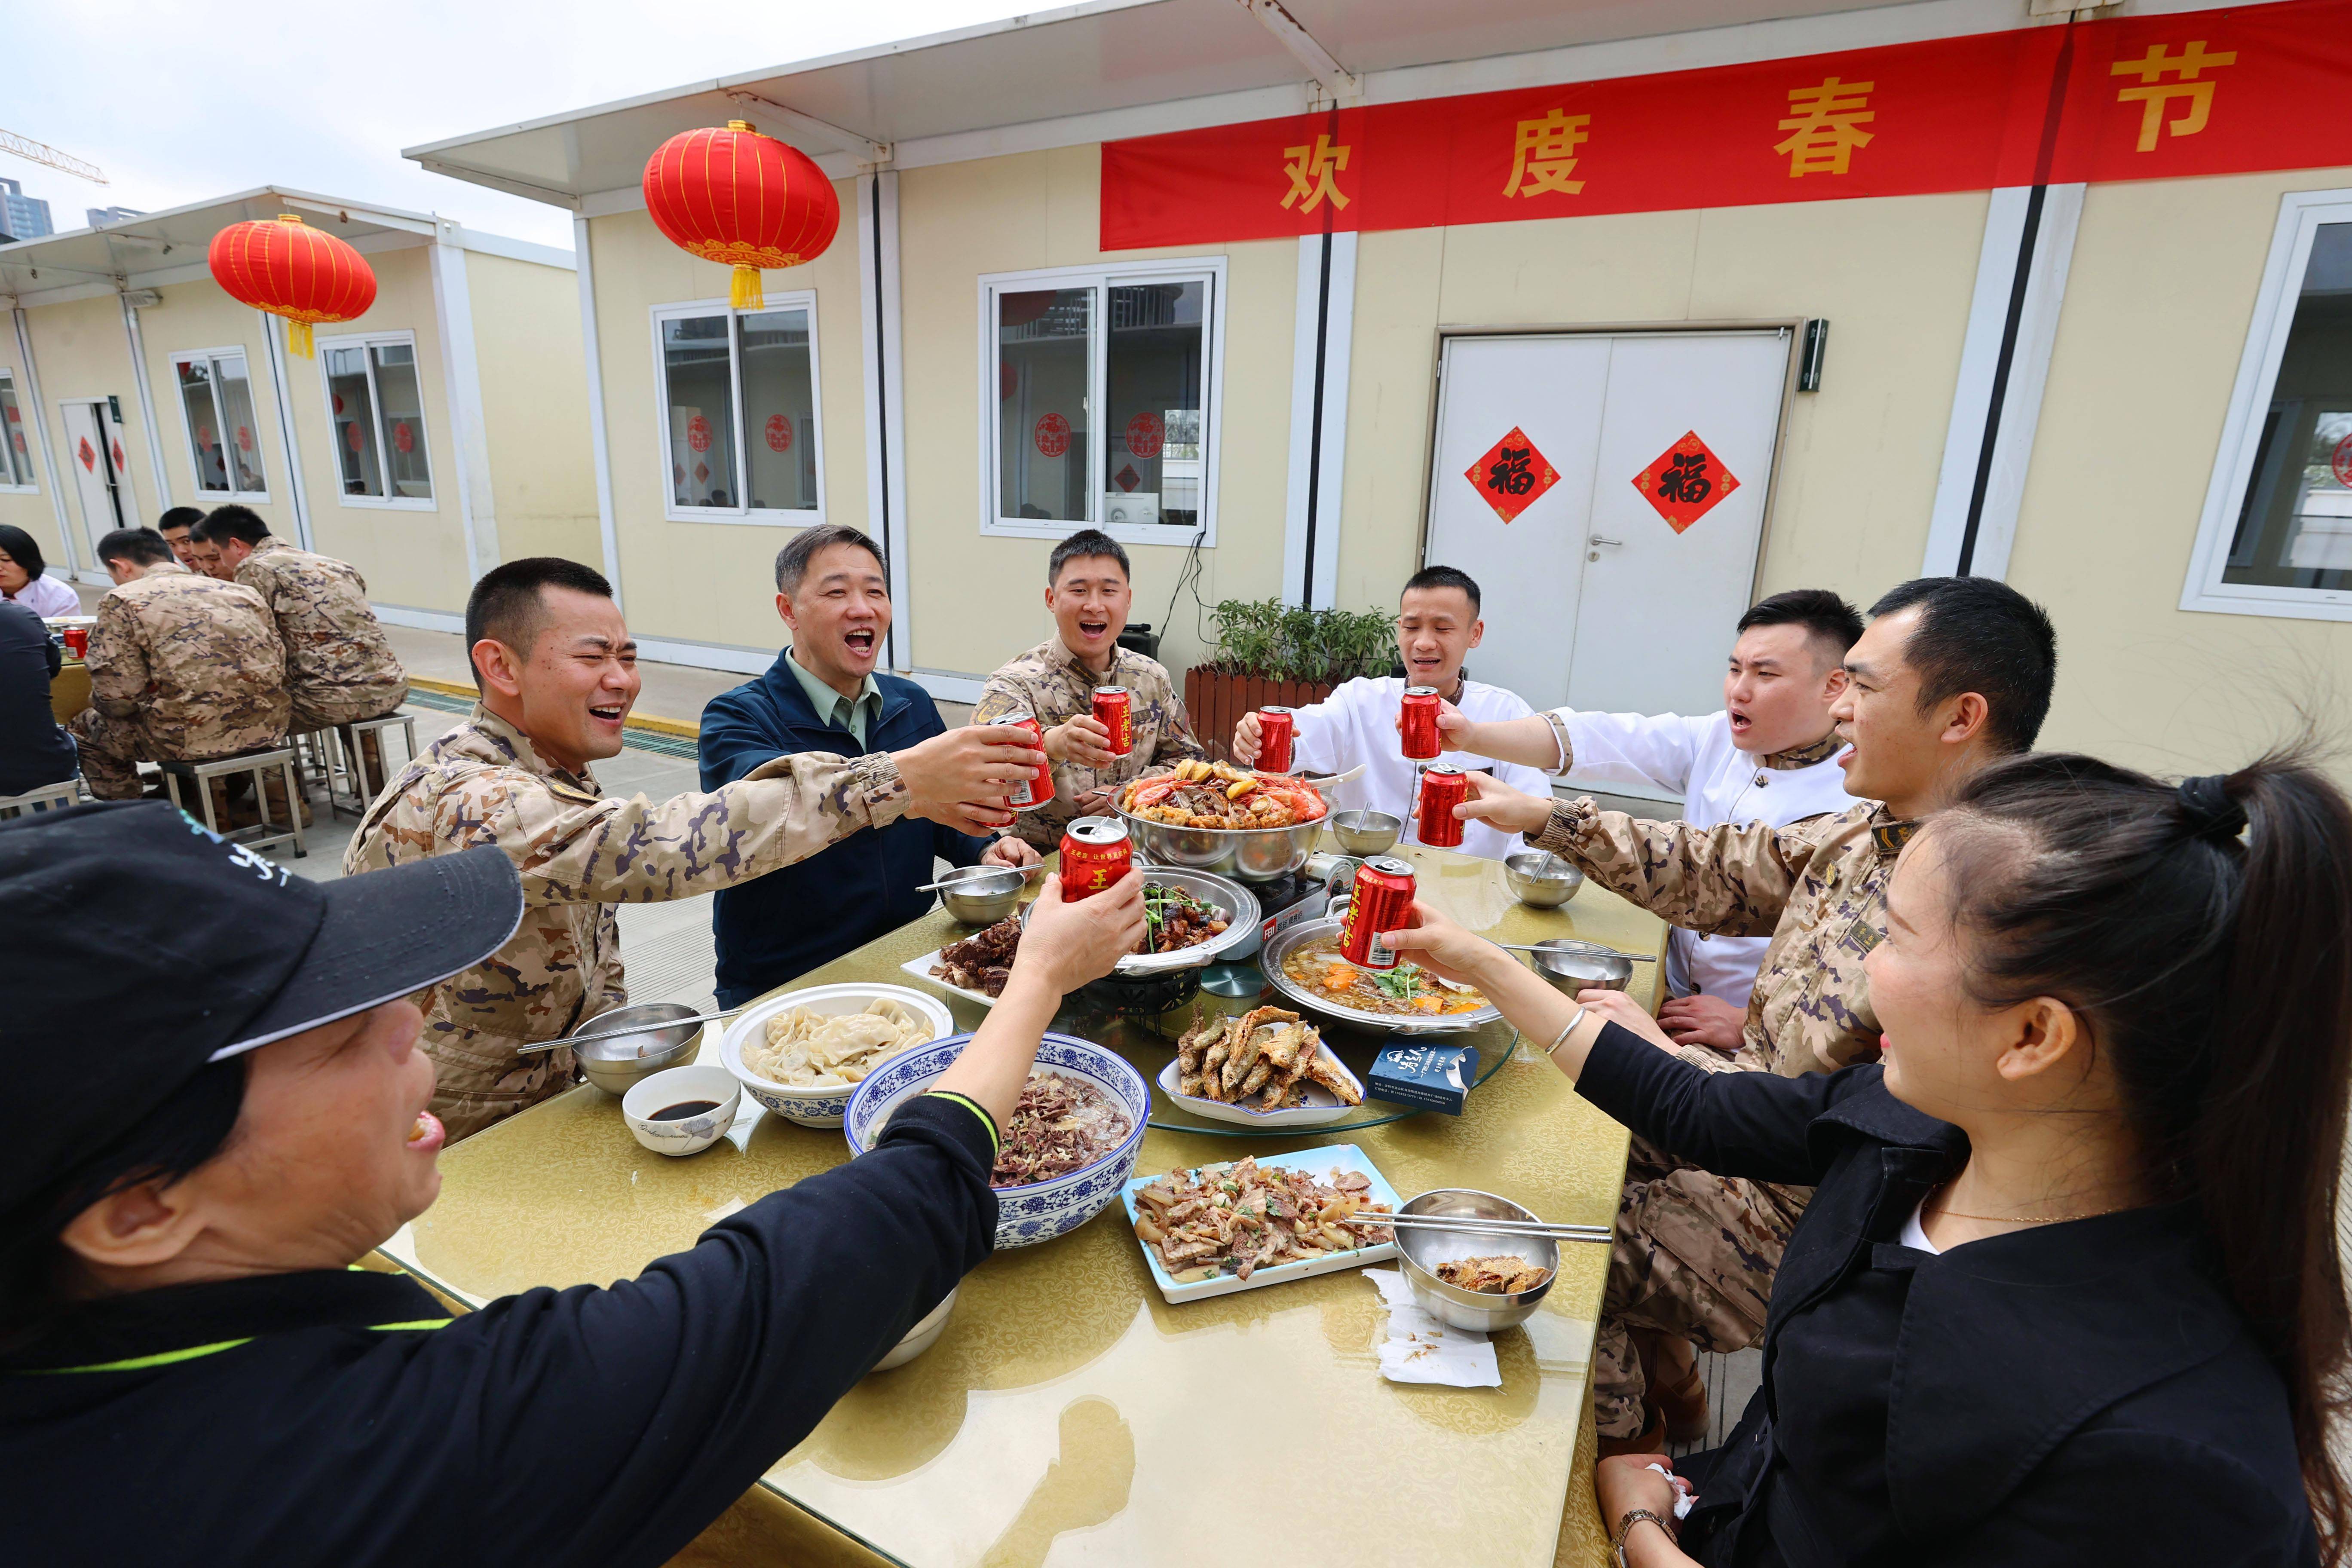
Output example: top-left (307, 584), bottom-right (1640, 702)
top-left (1870, 820), bottom-right (1918, 858)
top-left (1842, 914), bottom-right (1883, 954)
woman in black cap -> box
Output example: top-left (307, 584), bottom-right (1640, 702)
top-left (0, 800), bottom-right (1145, 1567)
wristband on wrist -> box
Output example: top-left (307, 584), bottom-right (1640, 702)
top-left (1612, 1507), bottom-right (1677, 1566)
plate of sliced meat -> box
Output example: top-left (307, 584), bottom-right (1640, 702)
top-left (1121, 1145), bottom-right (1400, 1302)
top-left (1158, 1006), bottom-right (1365, 1127)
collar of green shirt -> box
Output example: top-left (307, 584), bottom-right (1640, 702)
top-left (785, 647), bottom-right (884, 744)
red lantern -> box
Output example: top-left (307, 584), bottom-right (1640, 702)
top-left (208, 213), bottom-right (376, 359)
top-left (642, 120), bottom-right (838, 311)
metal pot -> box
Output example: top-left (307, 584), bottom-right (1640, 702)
top-left (1259, 913), bottom-right (1501, 1035)
top-left (1110, 798), bottom-right (1325, 883)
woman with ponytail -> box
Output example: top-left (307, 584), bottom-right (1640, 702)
top-left (1385, 746), bottom-right (2351, 1566)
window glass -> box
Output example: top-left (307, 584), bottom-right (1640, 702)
top-left (1106, 281), bottom-right (1205, 530)
top-left (997, 287), bottom-right (1093, 523)
top-left (326, 346), bottom-right (383, 498)
top-left (663, 314), bottom-right (737, 508)
top-left (0, 375), bottom-right (29, 486)
top-left (371, 343), bottom-right (432, 499)
top-left (2226, 221), bottom-right (2352, 591)
top-left (737, 307), bottom-right (815, 511)
top-left (212, 355), bottom-right (266, 495)
top-left (177, 358), bottom-right (230, 493)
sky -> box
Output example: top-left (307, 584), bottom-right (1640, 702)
top-left (2, 1), bottom-right (1042, 249)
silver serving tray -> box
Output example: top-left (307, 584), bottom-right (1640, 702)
top-left (1259, 915), bottom-right (1502, 1035)
top-left (1023, 865), bottom-right (1262, 976)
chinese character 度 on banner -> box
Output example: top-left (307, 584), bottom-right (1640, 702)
top-left (2110, 41), bottom-right (2236, 153)
top-left (1503, 110), bottom-right (1591, 198)
top-left (1774, 77), bottom-right (1876, 177)
top-left (1280, 134), bottom-right (1352, 212)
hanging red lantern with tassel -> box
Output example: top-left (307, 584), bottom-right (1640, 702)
top-left (642, 120), bottom-right (839, 310)
top-left (208, 213), bottom-right (377, 359)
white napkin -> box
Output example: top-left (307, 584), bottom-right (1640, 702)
top-left (1364, 1267), bottom-right (1501, 1387)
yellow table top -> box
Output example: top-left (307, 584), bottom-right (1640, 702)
top-left (50, 660), bottom-right (89, 725)
top-left (379, 836), bottom-right (1660, 1568)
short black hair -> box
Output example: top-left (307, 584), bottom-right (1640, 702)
top-left (775, 524), bottom-right (887, 596)
top-left (1403, 565), bottom-right (1481, 616)
top-left (95, 528), bottom-right (173, 568)
top-left (156, 507), bottom-right (206, 536)
top-left (1867, 576), bottom-right (2058, 754)
top-left (0, 525), bottom-right (46, 579)
top-left (465, 557), bottom-right (615, 668)
top-left (1737, 588), bottom-right (1865, 663)
top-left (192, 505), bottom-right (269, 548)
top-left (1047, 529), bottom-right (1130, 587)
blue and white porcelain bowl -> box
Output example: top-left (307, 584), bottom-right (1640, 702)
top-left (844, 1032), bottom-right (1151, 1250)
top-left (720, 983), bottom-right (956, 1130)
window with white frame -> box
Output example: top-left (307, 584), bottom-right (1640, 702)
top-left (982, 259), bottom-right (1223, 543)
top-left (652, 295), bottom-right (822, 523)
top-left (171, 349), bottom-right (269, 500)
top-left (0, 371), bottom-right (34, 490)
top-left (319, 333), bottom-right (433, 505)
top-left (2185, 191), bottom-right (2352, 620)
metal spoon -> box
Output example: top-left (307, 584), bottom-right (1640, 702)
top-left (514, 1005), bottom-right (746, 1054)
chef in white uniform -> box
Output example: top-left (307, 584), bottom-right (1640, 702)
top-left (1433, 588), bottom-right (1863, 1048)
top-left (1229, 566), bottom-right (1554, 862)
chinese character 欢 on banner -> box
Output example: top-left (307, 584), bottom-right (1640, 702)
top-left (1280, 134), bottom-right (1351, 212)
top-left (1773, 77), bottom-right (1876, 177)
top-left (1503, 110), bottom-right (1590, 199)
top-left (2110, 41), bottom-right (2236, 153)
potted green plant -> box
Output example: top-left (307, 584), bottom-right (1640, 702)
top-left (1183, 598), bottom-right (1397, 758)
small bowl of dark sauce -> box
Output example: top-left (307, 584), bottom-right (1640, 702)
top-left (620, 1064), bottom-right (743, 1157)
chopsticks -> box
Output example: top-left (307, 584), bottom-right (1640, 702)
top-left (1338, 1211), bottom-right (1615, 1245)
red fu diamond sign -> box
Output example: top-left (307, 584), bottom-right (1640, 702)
top-left (1632, 431), bottom-right (1739, 534)
top-left (1464, 426), bottom-right (1559, 524)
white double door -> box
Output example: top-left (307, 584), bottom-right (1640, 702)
top-left (1423, 330), bottom-right (1791, 724)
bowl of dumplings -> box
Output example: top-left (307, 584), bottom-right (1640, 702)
top-left (720, 984), bottom-right (956, 1129)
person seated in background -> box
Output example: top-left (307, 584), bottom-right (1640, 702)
top-left (975, 528), bottom-right (1207, 852)
top-left (0, 598), bottom-right (78, 798)
top-left (0, 524), bottom-right (79, 620)
top-left (1228, 565), bottom-right (1552, 861)
top-left (155, 507), bottom-right (207, 573)
top-left (1382, 743), bottom-right (2346, 1567)
top-left (1436, 589), bottom-right (1862, 1048)
top-left (191, 505), bottom-right (408, 740)
top-left (65, 528), bottom-right (287, 804)
top-left (701, 525), bottom-right (1039, 1009)
top-left (0, 801), bottom-right (1149, 1566)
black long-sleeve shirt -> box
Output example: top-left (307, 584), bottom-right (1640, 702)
top-left (1574, 1024), bottom-right (2319, 1568)
top-left (0, 1095), bottom-right (998, 1568)
top-left (0, 599), bottom-right (77, 796)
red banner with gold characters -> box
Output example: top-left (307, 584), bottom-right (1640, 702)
top-left (1101, 0), bottom-right (2352, 249)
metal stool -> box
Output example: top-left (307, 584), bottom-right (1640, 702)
top-left (331, 711), bottom-right (418, 817)
top-left (160, 745), bottom-right (306, 858)
top-left (0, 779), bottom-right (82, 819)
top-left (291, 729), bottom-right (338, 800)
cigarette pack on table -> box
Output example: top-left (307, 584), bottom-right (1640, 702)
top-left (1368, 1043), bottom-right (1478, 1115)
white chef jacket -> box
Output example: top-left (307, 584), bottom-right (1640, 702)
top-left (1288, 675), bottom-right (1557, 863)
top-left (1547, 708), bottom-right (1857, 1006)
top-left (4, 573), bottom-right (79, 621)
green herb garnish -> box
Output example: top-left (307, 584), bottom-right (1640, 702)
top-left (1371, 964), bottom-right (1425, 1001)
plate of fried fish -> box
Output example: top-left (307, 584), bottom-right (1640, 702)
top-left (1161, 1006), bottom-right (1365, 1127)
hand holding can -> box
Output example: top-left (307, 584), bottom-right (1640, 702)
top-left (1254, 707), bottom-right (1295, 775)
top-left (1400, 687), bottom-right (1442, 761)
top-left (1091, 686), bottom-right (1134, 756)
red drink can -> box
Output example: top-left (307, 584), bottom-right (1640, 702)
top-left (1400, 686), bottom-right (1442, 760)
top-left (1059, 816), bottom-right (1131, 900)
top-left (1416, 765), bottom-right (1468, 848)
top-left (1338, 856), bottom-right (1417, 971)
top-left (61, 626), bottom-right (89, 658)
top-left (1255, 707), bottom-right (1295, 775)
top-left (995, 709), bottom-right (1056, 812)
top-left (1092, 685), bottom-right (1134, 756)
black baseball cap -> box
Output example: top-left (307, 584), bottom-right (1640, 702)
top-left (0, 802), bottom-right (522, 1215)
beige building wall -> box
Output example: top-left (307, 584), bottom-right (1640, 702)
top-left (2010, 164), bottom-right (2352, 779)
top-left (585, 195), bottom-right (869, 655)
top-left (135, 280), bottom-right (294, 539)
top-left (0, 311), bottom-right (70, 568)
top-left (895, 144), bottom-right (1296, 680)
top-left (465, 248), bottom-right (600, 568)
top-left (17, 293), bottom-right (166, 572)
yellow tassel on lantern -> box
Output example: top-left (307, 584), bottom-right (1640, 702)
top-left (286, 320), bottom-right (315, 358)
top-left (730, 265), bottom-right (765, 311)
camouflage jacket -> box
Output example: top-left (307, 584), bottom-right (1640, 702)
top-left (343, 704), bottom-right (909, 1139)
top-left (234, 537), bottom-right (406, 725)
top-left (1528, 799), bottom-right (1914, 1079)
top-left (974, 638), bottom-right (1205, 849)
top-left (87, 565), bottom-right (289, 758)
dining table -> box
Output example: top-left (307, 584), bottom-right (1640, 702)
top-left (376, 833), bottom-right (1666, 1568)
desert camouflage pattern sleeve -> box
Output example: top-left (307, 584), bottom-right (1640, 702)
top-left (1525, 798), bottom-right (1843, 939)
top-left (85, 593), bottom-right (147, 719)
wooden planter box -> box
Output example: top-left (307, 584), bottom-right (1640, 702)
top-left (1183, 669), bottom-right (1337, 761)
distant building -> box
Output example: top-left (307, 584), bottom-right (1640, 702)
top-left (85, 205), bottom-right (144, 228)
top-left (0, 179), bottom-right (53, 242)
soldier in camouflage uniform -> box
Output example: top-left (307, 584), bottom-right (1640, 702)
top-left (346, 557), bottom-right (1046, 1141)
top-left (1458, 576), bottom-right (2058, 1447)
top-left (195, 507), bottom-right (407, 729)
top-left (974, 529), bottom-right (1204, 851)
top-left (67, 529), bottom-right (288, 800)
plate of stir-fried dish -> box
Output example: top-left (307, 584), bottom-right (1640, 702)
top-left (1121, 1146), bottom-right (1401, 1302)
top-left (1158, 1006), bottom-right (1366, 1127)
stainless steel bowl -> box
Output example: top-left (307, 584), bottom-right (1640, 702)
top-left (1021, 866), bottom-right (1260, 974)
top-left (1260, 915), bottom-right (1501, 1035)
top-left (1527, 939), bottom-right (1634, 995)
top-left (1395, 1187), bottom-right (1559, 1333)
top-left (1330, 809), bottom-right (1403, 856)
top-left (1110, 799), bottom-right (1324, 883)
top-left (935, 864), bottom-right (1026, 924)
top-left (1503, 850), bottom-right (1585, 908)
top-left (568, 1002), bottom-right (706, 1094)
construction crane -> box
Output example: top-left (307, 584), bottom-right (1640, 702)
top-left (0, 129), bottom-right (106, 185)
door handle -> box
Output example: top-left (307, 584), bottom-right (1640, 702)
top-left (1588, 535), bottom-right (1623, 547)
